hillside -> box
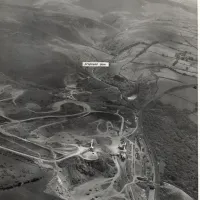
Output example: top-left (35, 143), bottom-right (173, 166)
top-left (0, 0), bottom-right (197, 200)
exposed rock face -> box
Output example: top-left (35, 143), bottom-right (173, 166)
top-left (58, 155), bottom-right (117, 187)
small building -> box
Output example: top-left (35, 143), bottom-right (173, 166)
top-left (118, 140), bottom-right (127, 161)
top-left (89, 139), bottom-right (94, 152)
top-left (118, 141), bottom-right (126, 150)
top-left (120, 152), bottom-right (127, 161)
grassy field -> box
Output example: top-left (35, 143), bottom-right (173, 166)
top-left (0, 152), bottom-right (46, 188)
top-left (15, 90), bottom-right (62, 109)
top-left (159, 94), bottom-right (196, 112)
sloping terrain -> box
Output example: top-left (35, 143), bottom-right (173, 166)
top-left (0, 0), bottom-right (197, 200)
top-left (160, 183), bottom-right (193, 200)
top-left (0, 1), bottom-right (114, 88)
top-left (143, 102), bottom-right (198, 198)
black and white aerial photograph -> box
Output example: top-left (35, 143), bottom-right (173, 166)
top-left (0, 0), bottom-right (198, 200)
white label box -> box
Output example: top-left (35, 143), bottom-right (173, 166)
top-left (82, 62), bottom-right (109, 67)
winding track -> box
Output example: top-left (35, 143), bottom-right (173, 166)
top-left (0, 69), bottom-right (148, 200)
top-left (0, 51), bottom-right (195, 199)
top-left (0, 67), bottom-right (195, 200)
